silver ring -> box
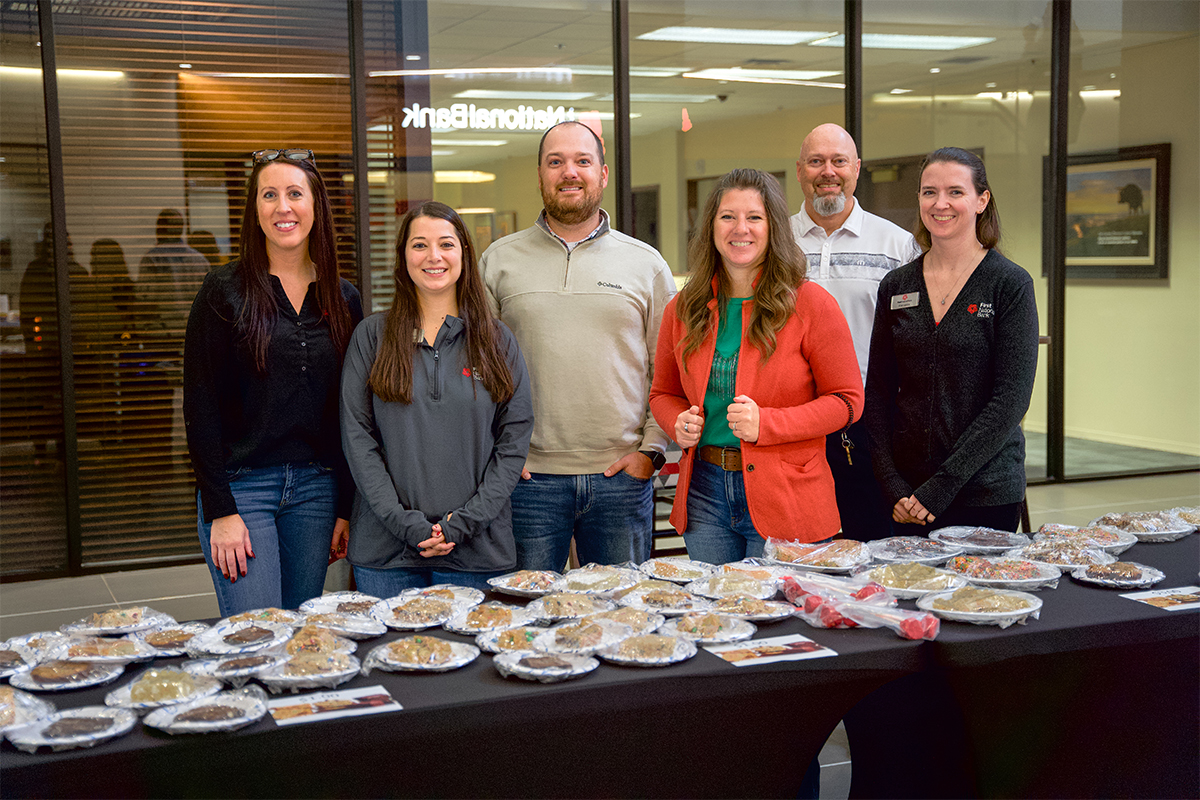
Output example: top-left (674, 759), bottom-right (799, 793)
top-left (684, 422), bottom-right (689, 433)
top-left (733, 422), bottom-right (738, 431)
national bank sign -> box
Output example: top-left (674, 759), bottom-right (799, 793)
top-left (401, 103), bottom-right (577, 131)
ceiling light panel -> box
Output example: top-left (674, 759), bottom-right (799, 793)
top-left (810, 34), bottom-right (995, 50)
top-left (637, 27), bottom-right (834, 46)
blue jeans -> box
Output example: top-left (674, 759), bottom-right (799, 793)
top-left (198, 463), bottom-right (336, 617)
top-left (352, 566), bottom-right (506, 597)
top-left (510, 471), bottom-right (653, 570)
top-left (683, 459), bottom-right (766, 565)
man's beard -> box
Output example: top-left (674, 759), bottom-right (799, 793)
top-left (542, 182), bottom-right (604, 227)
top-left (813, 192), bottom-right (846, 217)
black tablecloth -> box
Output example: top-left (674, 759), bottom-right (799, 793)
top-left (2, 536), bottom-right (1197, 799)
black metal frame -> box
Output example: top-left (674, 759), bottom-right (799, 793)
top-left (13, 0), bottom-right (1190, 581)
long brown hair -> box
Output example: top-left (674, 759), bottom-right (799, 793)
top-left (235, 154), bottom-right (352, 372)
top-left (369, 202), bottom-right (514, 405)
top-left (915, 147), bottom-right (1001, 251)
top-left (676, 168), bottom-right (806, 364)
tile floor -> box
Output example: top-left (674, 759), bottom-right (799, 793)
top-left (1, 471), bottom-right (1196, 799)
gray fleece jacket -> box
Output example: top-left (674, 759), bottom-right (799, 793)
top-left (340, 312), bottom-right (532, 572)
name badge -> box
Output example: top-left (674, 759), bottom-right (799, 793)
top-left (891, 292), bottom-right (920, 310)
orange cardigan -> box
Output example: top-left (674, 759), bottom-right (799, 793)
top-left (650, 281), bottom-right (864, 543)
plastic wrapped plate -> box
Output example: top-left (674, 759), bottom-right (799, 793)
top-left (61, 606), bottom-right (175, 636)
top-left (258, 653), bottom-right (361, 693)
top-left (685, 572), bottom-right (776, 600)
top-left (1090, 512), bottom-right (1194, 543)
top-left (526, 593), bottom-right (616, 622)
top-left (487, 570), bottom-right (562, 598)
top-left (1007, 542), bottom-right (1116, 572)
top-left (105, 668), bottom-right (222, 712)
top-left (0, 686), bottom-right (56, 734)
top-left (442, 602), bottom-right (533, 635)
top-left (597, 634), bottom-right (697, 667)
top-left (5, 706), bottom-right (136, 753)
top-left (764, 539), bottom-right (871, 572)
top-left (943, 556), bottom-right (1062, 591)
top-left (370, 595), bottom-right (466, 631)
top-left (475, 626), bottom-right (545, 655)
top-left (10, 661), bottom-right (125, 693)
top-left (868, 536), bottom-right (963, 565)
top-left (1070, 561), bottom-right (1166, 589)
top-left (186, 620), bottom-right (293, 658)
top-left (638, 557), bottom-right (715, 584)
top-left (615, 586), bottom-right (711, 616)
top-left (583, 607), bottom-right (666, 633)
top-left (532, 618), bottom-right (633, 656)
top-left (299, 591), bottom-right (383, 616)
top-left (403, 584), bottom-right (484, 606)
top-left (133, 622), bottom-right (212, 657)
top-left (708, 596), bottom-right (797, 622)
top-left (3, 631), bottom-right (68, 662)
top-left (494, 652), bottom-right (599, 683)
top-left (0, 643), bottom-right (36, 680)
top-left (657, 613), bottom-right (756, 644)
top-left (363, 636), bottom-right (479, 674)
top-left (552, 565), bottom-right (642, 595)
top-left (918, 587), bottom-right (1042, 628)
top-left (143, 686), bottom-right (268, 734)
top-left (299, 612), bottom-right (386, 640)
top-left (183, 651), bottom-right (288, 685)
top-left (1034, 524), bottom-right (1138, 555)
top-left (221, 608), bottom-right (306, 628)
top-left (929, 527), bottom-right (1030, 554)
top-left (51, 635), bottom-right (158, 664)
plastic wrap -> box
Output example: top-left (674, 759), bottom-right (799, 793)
top-left (51, 635), bottom-right (158, 664)
top-left (443, 602), bottom-right (533, 635)
top-left (638, 557), bottom-right (715, 584)
top-left (61, 607), bottom-right (175, 636)
top-left (284, 626), bottom-right (357, 657)
top-left (487, 570), bottom-right (562, 598)
top-left (1008, 540), bottom-right (1115, 571)
top-left (370, 595), bottom-right (470, 631)
top-left (143, 685), bottom-right (269, 735)
top-left (1167, 506), bottom-right (1200, 530)
top-left (182, 648), bottom-right (288, 688)
top-left (1090, 511), bottom-right (1194, 542)
top-left (258, 652), bottom-right (361, 693)
top-left (597, 634), bottom-right (697, 667)
top-left (362, 636), bottom-right (479, 674)
top-left (105, 667), bottom-right (222, 713)
top-left (584, 606), bottom-right (665, 633)
top-left (475, 626), bottom-right (545, 654)
top-left (3, 631), bottom-right (68, 663)
top-left (300, 612), bottom-right (387, 640)
top-left (863, 563), bottom-right (968, 599)
top-left (708, 596), bottom-right (796, 622)
top-left (526, 592), bottom-right (616, 621)
top-left (134, 622), bottom-right (212, 657)
top-left (5, 706), bottom-right (137, 753)
top-left (493, 652), bottom-right (599, 683)
top-left (823, 601), bottom-right (940, 640)
top-left (943, 555), bottom-right (1061, 591)
top-left (222, 607), bottom-right (306, 627)
top-left (10, 661), bottom-right (125, 693)
top-left (0, 686), bottom-right (55, 734)
top-left (532, 618), bottom-right (633, 655)
top-left (0, 642), bottom-right (36, 680)
top-left (615, 585), bottom-right (712, 616)
top-left (553, 564), bottom-right (642, 594)
top-left (299, 591), bottom-right (383, 616)
top-left (186, 620), bottom-right (293, 658)
top-left (1070, 561), bottom-right (1166, 589)
top-left (685, 571), bottom-right (776, 600)
top-left (867, 536), bottom-right (963, 565)
top-left (1034, 524), bottom-right (1137, 555)
top-left (657, 613), bottom-right (756, 644)
top-left (764, 539), bottom-right (870, 572)
top-left (781, 574), bottom-right (894, 631)
top-left (918, 587), bottom-right (1042, 628)
top-left (929, 526), bottom-right (1030, 554)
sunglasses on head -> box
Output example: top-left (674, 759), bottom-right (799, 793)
top-left (251, 148), bottom-right (315, 164)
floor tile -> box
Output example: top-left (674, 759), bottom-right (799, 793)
top-left (0, 603), bottom-right (118, 641)
top-left (0, 575), bottom-right (114, 615)
top-left (103, 563), bottom-right (214, 603)
top-left (146, 594), bottom-right (220, 624)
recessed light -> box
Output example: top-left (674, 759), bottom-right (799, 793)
top-left (889, 88), bottom-right (912, 95)
top-left (684, 67), bottom-right (841, 82)
top-left (930, 68), bottom-right (941, 74)
top-left (986, 82), bottom-right (997, 88)
top-left (430, 138), bottom-right (509, 147)
top-left (434, 171), bottom-right (496, 184)
top-left (594, 92), bottom-right (719, 103)
top-left (637, 27), bottom-right (834, 46)
top-left (179, 63), bottom-right (192, 69)
top-left (810, 33), bottom-right (995, 50)
top-left (453, 89), bottom-right (594, 101)
top-left (405, 55), bottom-right (421, 61)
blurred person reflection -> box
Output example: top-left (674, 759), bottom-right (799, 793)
top-left (188, 229), bottom-right (224, 270)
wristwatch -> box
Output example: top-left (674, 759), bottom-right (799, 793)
top-left (639, 450), bottom-right (667, 472)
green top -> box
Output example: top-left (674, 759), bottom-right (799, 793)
top-left (699, 297), bottom-right (748, 448)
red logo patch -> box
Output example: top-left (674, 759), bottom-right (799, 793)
top-left (968, 303), bottom-right (978, 314)
top-left (463, 367), bottom-right (471, 376)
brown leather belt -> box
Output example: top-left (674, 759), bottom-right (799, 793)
top-left (697, 445), bottom-right (742, 471)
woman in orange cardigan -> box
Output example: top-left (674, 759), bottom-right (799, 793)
top-left (650, 169), bottom-right (863, 564)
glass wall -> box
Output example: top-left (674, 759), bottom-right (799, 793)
top-left (628, 1), bottom-right (846, 276)
top-left (1060, 1), bottom-right (1199, 477)
top-left (862, 0), bottom-right (1055, 478)
top-left (0, 2), bottom-right (69, 575)
top-left (363, 0), bottom-right (614, 312)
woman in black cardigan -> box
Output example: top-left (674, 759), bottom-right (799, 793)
top-left (864, 147), bottom-right (1039, 533)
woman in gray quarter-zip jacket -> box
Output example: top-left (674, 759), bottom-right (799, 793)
top-left (341, 202), bottom-right (532, 595)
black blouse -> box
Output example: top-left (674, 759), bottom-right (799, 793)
top-left (183, 261), bottom-right (363, 522)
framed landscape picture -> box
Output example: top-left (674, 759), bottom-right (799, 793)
top-left (1044, 142), bottom-right (1171, 279)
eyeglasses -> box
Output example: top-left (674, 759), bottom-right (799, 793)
top-left (251, 148), bottom-right (315, 164)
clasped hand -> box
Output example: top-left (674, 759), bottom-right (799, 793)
top-left (419, 516), bottom-right (456, 558)
top-left (675, 394), bottom-right (760, 447)
top-left (893, 495), bottom-right (936, 525)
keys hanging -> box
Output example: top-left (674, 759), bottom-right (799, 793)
top-left (841, 432), bottom-right (854, 465)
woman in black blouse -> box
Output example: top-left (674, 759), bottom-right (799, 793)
top-left (184, 148), bottom-right (362, 616)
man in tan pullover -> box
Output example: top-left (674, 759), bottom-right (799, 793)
top-left (481, 121), bottom-right (676, 569)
